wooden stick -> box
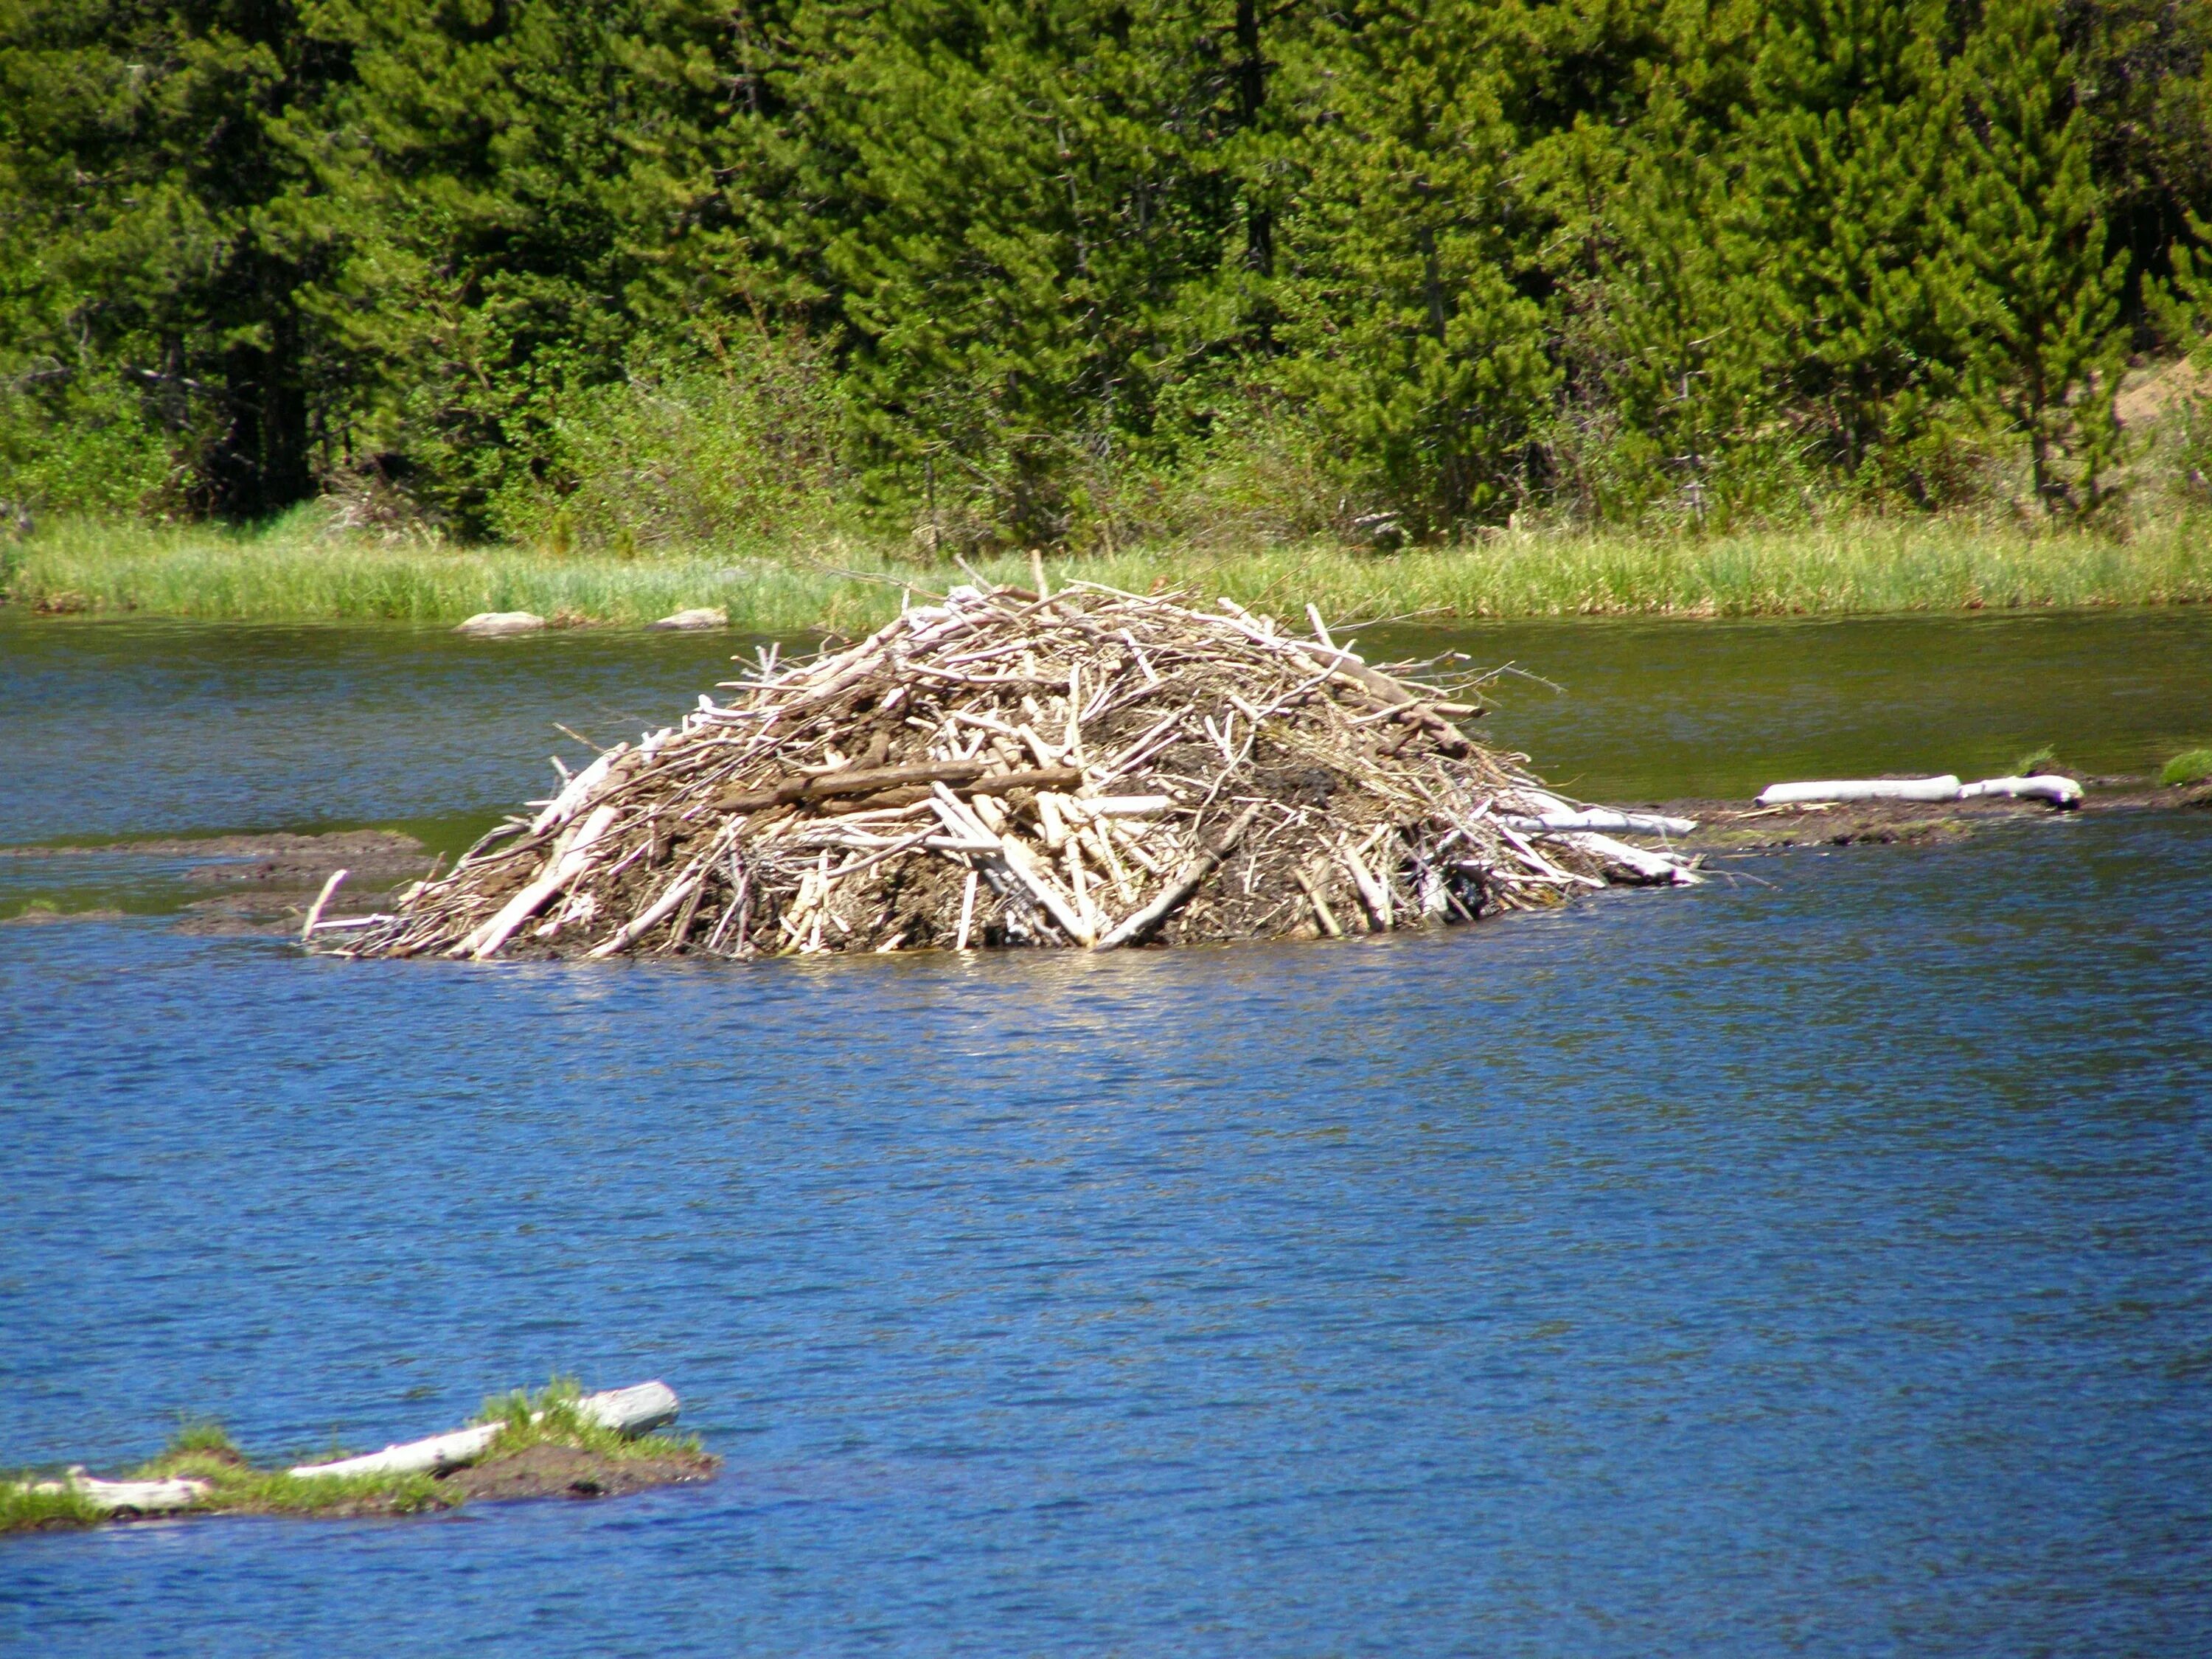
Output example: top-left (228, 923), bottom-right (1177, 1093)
top-left (461, 803), bottom-right (620, 959)
top-left (715, 762), bottom-right (1080, 813)
top-left (585, 871), bottom-right (701, 959)
top-left (1094, 803), bottom-right (1263, 950)
top-left (1340, 835), bottom-right (1394, 929)
top-left (996, 835), bottom-right (1096, 946)
top-left (956, 867), bottom-right (979, 950)
top-left (1293, 866), bottom-right (1344, 937)
top-left (301, 868), bottom-right (349, 942)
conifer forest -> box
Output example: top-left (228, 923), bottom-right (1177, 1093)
top-left (5, 0), bottom-right (2212, 552)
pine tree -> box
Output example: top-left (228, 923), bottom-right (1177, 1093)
top-left (1547, 86), bottom-right (1768, 524)
top-left (694, 1), bottom-right (1309, 547)
top-left (2149, 211), bottom-right (2212, 365)
top-left (1946, 0), bottom-right (2128, 512)
top-left (1720, 0), bottom-right (1964, 495)
top-left (0, 0), bottom-right (362, 515)
top-left (1275, 2), bottom-right (1554, 535)
top-left (288, 0), bottom-right (675, 531)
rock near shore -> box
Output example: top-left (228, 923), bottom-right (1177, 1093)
top-left (456, 611), bottom-right (548, 637)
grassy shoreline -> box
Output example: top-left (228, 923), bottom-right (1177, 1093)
top-left (4, 513), bottom-right (2210, 631)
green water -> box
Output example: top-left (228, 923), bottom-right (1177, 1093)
top-left (2, 606), bottom-right (2207, 857)
top-left (1387, 606), bottom-right (2212, 801)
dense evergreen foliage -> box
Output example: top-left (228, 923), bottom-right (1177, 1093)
top-left (4, 0), bottom-right (2209, 546)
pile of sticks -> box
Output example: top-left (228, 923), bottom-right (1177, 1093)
top-left (320, 581), bottom-right (1697, 961)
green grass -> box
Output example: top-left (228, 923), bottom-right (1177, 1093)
top-left (474, 1378), bottom-right (705, 1463)
top-left (0, 1479), bottom-right (104, 1531)
top-left (7, 509), bottom-right (2212, 629)
top-left (2011, 745), bottom-right (2061, 776)
top-left (130, 1441), bottom-right (454, 1518)
top-left (1, 1381), bottom-right (698, 1533)
top-left (2160, 748), bottom-right (2212, 786)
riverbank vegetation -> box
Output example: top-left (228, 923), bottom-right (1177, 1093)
top-left (7, 0), bottom-right (2212, 574)
top-left (6, 507), bottom-right (2210, 627)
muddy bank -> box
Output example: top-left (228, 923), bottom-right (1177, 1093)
top-left (0, 828), bottom-right (434, 932)
top-left (1649, 779), bottom-right (2212, 855)
top-left (439, 1442), bottom-right (720, 1504)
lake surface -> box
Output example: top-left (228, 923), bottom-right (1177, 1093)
top-left (3, 608), bottom-right (2210, 1655)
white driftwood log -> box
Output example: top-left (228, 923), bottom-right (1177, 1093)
top-left (288, 1380), bottom-right (681, 1480)
top-left (1060, 794), bottom-right (1173, 821)
top-left (460, 801), bottom-right (622, 959)
top-left (1567, 831), bottom-right (1705, 886)
top-left (1506, 789), bottom-right (1700, 841)
top-left (1959, 773), bottom-right (2083, 804)
top-left (290, 1423), bottom-right (501, 1481)
top-left (19, 1473), bottom-right (211, 1514)
top-left (300, 867), bottom-right (349, 941)
top-left (531, 742), bottom-right (629, 835)
top-left (1757, 775), bottom-right (1962, 806)
top-left (577, 1380), bottom-right (681, 1435)
top-left (1502, 809), bottom-right (1697, 837)
top-left (585, 871), bottom-right (702, 959)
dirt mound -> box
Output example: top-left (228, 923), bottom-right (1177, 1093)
top-left (438, 1443), bottom-right (720, 1503)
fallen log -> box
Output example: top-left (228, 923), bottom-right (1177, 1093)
top-left (22, 1472), bottom-right (209, 1514)
top-left (288, 1380), bottom-right (680, 1479)
top-left (1758, 775), bottom-right (1963, 806)
top-left (1501, 808), bottom-right (1698, 837)
top-left (1958, 773), bottom-right (2082, 806)
top-left (1557, 830), bottom-right (1705, 886)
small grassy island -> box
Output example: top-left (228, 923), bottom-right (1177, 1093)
top-left (1, 1381), bottom-right (716, 1534)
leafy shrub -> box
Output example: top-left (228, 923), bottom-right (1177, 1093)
top-left (485, 332), bottom-right (846, 554)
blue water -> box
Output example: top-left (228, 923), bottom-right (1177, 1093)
top-left (4, 614), bottom-right (2211, 1655)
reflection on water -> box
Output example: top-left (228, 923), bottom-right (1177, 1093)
top-left (3, 605), bottom-right (2209, 1655)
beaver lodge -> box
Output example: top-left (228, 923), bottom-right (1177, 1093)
top-left (316, 580), bottom-right (1698, 961)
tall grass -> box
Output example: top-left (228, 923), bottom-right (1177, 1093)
top-left (7, 509), bottom-right (2211, 630)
